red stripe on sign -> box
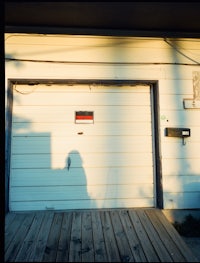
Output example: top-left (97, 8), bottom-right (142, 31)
top-left (76, 115), bottom-right (93, 120)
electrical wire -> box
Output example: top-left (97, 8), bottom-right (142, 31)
top-left (5, 57), bottom-right (200, 66)
top-left (14, 82), bottom-right (38, 94)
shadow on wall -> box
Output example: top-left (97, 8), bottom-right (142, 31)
top-left (9, 111), bottom-right (94, 210)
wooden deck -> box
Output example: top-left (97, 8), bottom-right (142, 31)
top-left (5, 208), bottom-right (199, 262)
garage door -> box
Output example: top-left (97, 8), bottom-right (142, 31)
top-left (9, 83), bottom-right (155, 211)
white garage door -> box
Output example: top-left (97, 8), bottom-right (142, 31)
top-left (10, 83), bottom-right (155, 211)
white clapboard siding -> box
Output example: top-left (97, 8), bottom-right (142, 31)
top-left (163, 193), bottom-right (200, 209)
top-left (5, 35), bottom-right (200, 64)
top-left (6, 34), bottom-right (200, 211)
top-left (10, 84), bottom-right (154, 211)
top-left (161, 142), bottom-right (200, 158)
top-left (159, 110), bottom-right (200, 126)
top-left (162, 158), bottom-right (200, 176)
top-left (163, 175), bottom-right (200, 192)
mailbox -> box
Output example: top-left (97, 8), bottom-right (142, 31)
top-left (165, 127), bottom-right (191, 145)
top-left (165, 128), bottom-right (190, 137)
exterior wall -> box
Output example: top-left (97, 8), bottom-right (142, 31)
top-left (5, 34), bottom-right (200, 209)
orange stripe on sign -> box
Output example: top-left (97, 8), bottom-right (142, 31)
top-left (76, 115), bottom-right (93, 120)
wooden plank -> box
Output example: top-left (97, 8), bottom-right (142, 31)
top-left (100, 211), bottom-right (121, 262)
top-left (15, 212), bottom-right (45, 262)
top-left (6, 209), bottom-right (199, 262)
top-left (145, 209), bottom-right (188, 262)
top-left (42, 213), bottom-right (63, 262)
top-left (151, 209), bottom-right (199, 262)
top-left (136, 209), bottom-right (173, 262)
top-left (91, 211), bottom-right (107, 262)
top-left (5, 212), bottom-right (16, 229)
top-left (110, 210), bottom-right (134, 262)
top-left (28, 211), bottom-right (54, 262)
top-left (128, 210), bottom-right (160, 262)
top-left (119, 210), bottom-right (147, 262)
top-left (68, 211), bottom-right (82, 262)
top-left (5, 213), bottom-right (25, 252)
top-left (81, 211), bottom-right (94, 262)
top-left (5, 213), bottom-right (35, 262)
top-left (56, 212), bottom-right (73, 262)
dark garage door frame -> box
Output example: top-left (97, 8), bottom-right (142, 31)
top-left (5, 78), bottom-right (163, 213)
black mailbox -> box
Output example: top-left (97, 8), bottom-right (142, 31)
top-left (165, 128), bottom-right (190, 137)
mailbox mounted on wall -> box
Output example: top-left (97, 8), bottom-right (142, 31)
top-left (165, 127), bottom-right (191, 145)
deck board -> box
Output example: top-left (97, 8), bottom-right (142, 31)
top-left (91, 211), bottom-right (107, 262)
top-left (4, 208), bottom-right (199, 262)
top-left (56, 212), bottom-right (72, 262)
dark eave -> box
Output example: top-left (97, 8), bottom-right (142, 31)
top-left (5, 2), bottom-right (200, 38)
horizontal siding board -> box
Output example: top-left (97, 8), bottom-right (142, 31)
top-left (163, 192), bottom-right (200, 209)
top-left (161, 142), bottom-right (200, 158)
top-left (9, 198), bottom-right (154, 211)
top-left (12, 136), bottom-right (153, 154)
top-left (163, 175), bottom-right (200, 192)
top-left (159, 110), bottom-right (200, 126)
top-left (10, 184), bottom-right (154, 201)
top-left (10, 167), bottom-right (153, 186)
top-left (11, 152), bottom-right (153, 168)
top-left (6, 35), bottom-right (200, 50)
top-left (162, 158), bottom-right (200, 176)
top-left (159, 94), bottom-right (193, 110)
top-left (6, 38), bottom-right (200, 64)
top-left (6, 61), bottom-right (164, 79)
top-left (158, 79), bottom-right (194, 95)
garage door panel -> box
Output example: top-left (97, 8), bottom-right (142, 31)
top-left (10, 184), bottom-right (154, 201)
top-left (10, 198), bottom-right (154, 211)
top-left (13, 106), bottom-right (151, 123)
top-left (12, 122), bottom-right (152, 136)
top-left (13, 92), bottom-right (151, 106)
top-left (11, 167), bottom-right (154, 186)
top-left (13, 84), bottom-right (150, 94)
top-left (10, 83), bottom-right (155, 211)
top-left (11, 152), bottom-right (153, 169)
top-left (12, 136), bottom-right (153, 154)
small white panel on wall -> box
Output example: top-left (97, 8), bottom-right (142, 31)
top-left (183, 99), bottom-right (200, 109)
